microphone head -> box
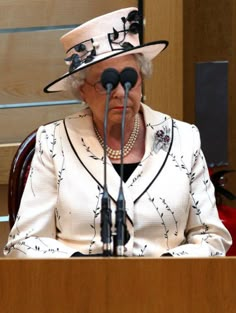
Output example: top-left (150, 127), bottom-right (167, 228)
top-left (101, 68), bottom-right (120, 90)
top-left (120, 67), bottom-right (138, 90)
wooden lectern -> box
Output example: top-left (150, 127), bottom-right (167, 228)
top-left (0, 258), bottom-right (235, 313)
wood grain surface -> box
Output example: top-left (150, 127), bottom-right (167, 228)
top-left (0, 0), bottom-right (137, 28)
top-left (0, 257), bottom-right (235, 313)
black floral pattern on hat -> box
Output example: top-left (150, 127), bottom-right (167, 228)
top-left (65, 10), bottom-right (141, 73)
top-left (65, 39), bottom-right (97, 72)
top-left (108, 10), bottom-right (141, 51)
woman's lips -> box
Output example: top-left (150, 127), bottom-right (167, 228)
top-left (113, 106), bottom-right (124, 110)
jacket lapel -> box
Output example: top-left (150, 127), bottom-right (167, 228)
top-left (125, 104), bottom-right (173, 203)
top-left (64, 109), bottom-right (122, 204)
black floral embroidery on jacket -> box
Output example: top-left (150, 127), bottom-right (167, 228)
top-left (147, 192), bottom-right (170, 250)
top-left (38, 134), bottom-right (45, 165)
top-left (81, 137), bottom-right (104, 161)
top-left (55, 207), bottom-right (63, 231)
top-left (139, 244), bottom-right (147, 256)
top-left (88, 185), bottom-right (102, 254)
top-left (29, 166), bottom-right (35, 197)
top-left (8, 237), bottom-right (68, 255)
top-left (68, 113), bottom-right (90, 120)
top-left (172, 123), bottom-right (210, 234)
top-left (5, 222), bottom-right (67, 256)
top-left (160, 197), bottom-right (178, 236)
top-left (128, 164), bottom-right (143, 187)
top-left (57, 163), bottom-right (65, 188)
top-left (49, 122), bottom-right (60, 158)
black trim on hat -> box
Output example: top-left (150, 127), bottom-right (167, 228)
top-left (44, 40), bottom-right (169, 93)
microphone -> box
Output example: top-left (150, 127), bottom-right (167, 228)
top-left (120, 67), bottom-right (138, 93)
top-left (100, 68), bottom-right (119, 256)
top-left (101, 68), bottom-right (120, 92)
top-left (115, 67), bottom-right (138, 256)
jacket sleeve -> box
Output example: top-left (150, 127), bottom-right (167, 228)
top-left (166, 125), bottom-right (232, 257)
top-left (4, 124), bottom-right (78, 258)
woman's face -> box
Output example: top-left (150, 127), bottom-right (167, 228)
top-left (79, 54), bottom-right (142, 126)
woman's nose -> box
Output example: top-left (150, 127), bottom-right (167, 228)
top-left (112, 82), bottom-right (125, 96)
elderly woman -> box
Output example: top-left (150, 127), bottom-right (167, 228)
top-left (4, 7), bottom-right (232, 258)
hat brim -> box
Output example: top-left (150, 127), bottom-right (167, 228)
top-left (44, 40), bottom-right (168, 93)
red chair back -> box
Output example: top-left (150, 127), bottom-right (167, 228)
top-left (209, 168), bottom-right (236, 256)
top-left (8, 130), bottom-right (36, 228)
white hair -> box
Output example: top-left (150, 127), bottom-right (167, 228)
top-left (65, 54), bottom-right (153, 100)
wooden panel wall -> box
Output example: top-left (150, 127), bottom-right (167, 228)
top-left (144, 0), bottom-right (183, 120)
top-left (183, 0), bottom-right (232, 122)
top-left (183, 0), bottom-right (236, 207)
top-left (0, 0), bottom-right (138, 28)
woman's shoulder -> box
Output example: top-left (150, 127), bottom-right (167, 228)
top-left (142, 103), bottom-right (198, 131)
top-left (172, 118), bottom-right (201, 152)
top-left (141, 102), bottom-right (171, 124)
top-left (172, 118), bottom-right (200, 137)
top-left (36, 119), bottom-right (64, 135)
top-left (142, 103), bottom-right (201, 145)
top-left (36, 107), bottom-right (91, 134)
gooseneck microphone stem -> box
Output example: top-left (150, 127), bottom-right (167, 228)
top-left (101, 83), bottom-right (112, 256)
top-left (115, 87), bottom-right (128, 256)
top-left (115, 67), bottom-right (138, 256)
top-left (100, 69), bottom-right (119, 256)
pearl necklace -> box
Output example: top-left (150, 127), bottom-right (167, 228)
top-left (94, 115), bottom-right (140, 159)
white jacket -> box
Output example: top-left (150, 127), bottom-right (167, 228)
top-left (4, 103), bottom-right (232, 258)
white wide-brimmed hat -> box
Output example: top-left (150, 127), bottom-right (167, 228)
top-left (44, 7), bottom-right (168, 93)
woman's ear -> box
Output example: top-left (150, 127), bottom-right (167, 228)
top-left (78, 84), bottom-right (86, 101)
top-left (78, 84), bottom-right (87, 102)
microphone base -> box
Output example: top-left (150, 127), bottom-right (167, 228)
top-left (116, 245), bottom-right (125, 256)
top-left (102, 250), bottom-right (112, 257)
top-left (103, 243), bottom-right (112, 257)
